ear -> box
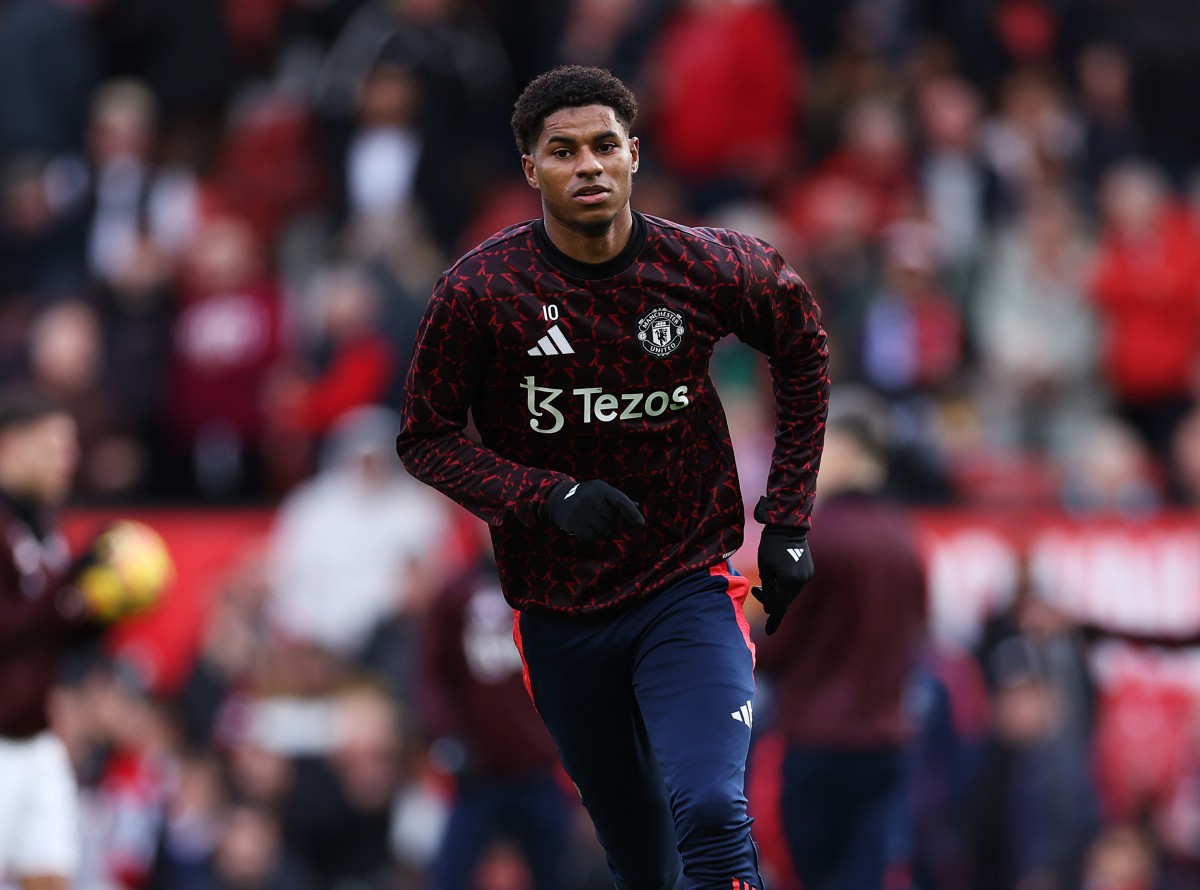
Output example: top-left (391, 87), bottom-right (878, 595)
top-left (521, 154), bottom-right (538, 189)
top-left (629, 136), bottom-right (640, 174)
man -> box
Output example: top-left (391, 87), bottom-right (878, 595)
top-left (0, 386), bottom-right (93, 890)
top-left (397, 65), bottom-right (828, 889)
top-left (755, 391), bottom-right (928, 890)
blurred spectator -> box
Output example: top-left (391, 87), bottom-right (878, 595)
top-left (1088, 159), bottom-right (1200, 475)
top-left (980, 67), bottom-right (1083, 207)
top-left (859, 218), bottom-right (965, 399)
top-left (176, 548), bottom-right (274, 749)
top-left (284, 682), bottom-right (409, 889)
top-left (972, 187), bottom-right (1101, 457)
top-left (330, 54), bottom-right (450, 295)
top-left (1080, 825), bottom-right (1158, 890)
top-left (164, 212), bottom-right (285, 500)
top-left (210, 88), bottom-right (327, 250)
top-left (903, 644), bottom-right (991, 890)
top-left (419, 545), bottom-right (575, 890)
top-left (94, 0), bottom-right (238, 172)
top-left (264, 264), bottom-right (398, 487)
top-left (782, 173), bottom-right (877, 381)
top-left (93, 229), bottom-right (176, 497)
top-left (755, 389), bottom-right (928, 890)
top-left (207, 800), bottom-right (321, 890)
top-left (914, 74), bottom-right (1006, 292)
top-left (1088, 0), bottom-right (1200, 182)
top-left (967, 645), bottom-right (1100, 890)
top-left (27, 299), bottom-right (146, 499)
top-left (1060, 413), bottom-right (1163, 515)
top-left (0, 0), bottom-right (99, 162)
top-left (970, 567), bottom-right (1102, 890)
top-left (73, 663), bottom-right (179, 889)
top-left (641, 0), bottom-right (803, 212)
top-left (315, 0), bottom-right (515, 252)
top-left (1170, 407), bottom-right (1200, 505)
top-left (800, 8), bottom-right (905, 164)
top-left (551, 0), bottom-right (666, 82)
top-left (144, 751), bottom-right (227, 890)
top-left (0, 153), bottom-right (89, 301)
top-left (343, 61), bottom-right (422, 235)
top-left (84, 78), bottom-right (199, 287)
top-left (265, 406), bottom-right (451, 662)
top-left (1074, 43), bottom-right (1142, 198)
top-left (812, 94), bottom-right (916, 234)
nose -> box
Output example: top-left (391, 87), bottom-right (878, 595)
top-left (576, 148), bottom-right (603, 176)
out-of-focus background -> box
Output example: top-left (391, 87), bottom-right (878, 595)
top-left (4, 0), bottom-right (1200, 887)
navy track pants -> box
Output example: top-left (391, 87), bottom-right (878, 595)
top-left (515, 564), bottom-right (765, 890)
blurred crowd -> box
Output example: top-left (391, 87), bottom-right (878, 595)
top-left (5, 0), bottom-right (1200, 887)
top-left (3, 0), bottom-right (1200, 511)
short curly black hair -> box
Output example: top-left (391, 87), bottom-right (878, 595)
top-left (510, 65), bottom-right (638, 155)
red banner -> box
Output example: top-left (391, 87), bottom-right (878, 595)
top-left (62, 506), bottom-right (1200, 695)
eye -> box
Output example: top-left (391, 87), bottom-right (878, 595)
top-left (552, 148), bottom-right (572, 159)
top-left (598, 143), bottom-right (617, 153)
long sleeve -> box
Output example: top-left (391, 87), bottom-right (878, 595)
top-left (0, 575), bottom-right (86, 648)
top-left (725, 234), bottom-right (829, 531)
top-left (396, 278), bottom-right (571, 527)
top-left (0, 520), bottom-right (95, 737)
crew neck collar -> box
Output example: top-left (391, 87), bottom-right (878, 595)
top-left (533, 211), bottom-right (646, 281)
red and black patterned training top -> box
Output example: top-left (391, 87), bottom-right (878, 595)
top-left (397, 211), bottom-right (829, 615)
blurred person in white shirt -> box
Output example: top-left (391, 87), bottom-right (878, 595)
top-left (265, 405), bottom-right (452, 660)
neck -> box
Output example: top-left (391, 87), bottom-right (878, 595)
top-left (542, 207), bottom-right (634, 264)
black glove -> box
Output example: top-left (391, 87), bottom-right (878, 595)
top-left (543, 479), bottom-right (644, 541)
top-left (753, 527), bottom-right (815, 635)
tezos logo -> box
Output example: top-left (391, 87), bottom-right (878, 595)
top-left (520, 377), bottom-right (689, 435)
top-left (637, 307), bottom-right (685, 358)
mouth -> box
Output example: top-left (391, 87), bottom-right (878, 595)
top-left (573, 186), bottom-right (610, 205)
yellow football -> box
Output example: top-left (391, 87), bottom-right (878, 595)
top-left (77, 520), bottom-right (175, 622)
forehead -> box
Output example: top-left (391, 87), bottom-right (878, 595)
top-left (537, 104), bottom-right (626, 146)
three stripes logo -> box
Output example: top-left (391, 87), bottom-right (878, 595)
top-left (527, 325), bottom-right (575, 357)
top-left (731, 700), bottom-right (753, 729)
top-left (787, 547), bottom-right (805, 562)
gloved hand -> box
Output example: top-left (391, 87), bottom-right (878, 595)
top-left (543, 479), bottom-right (644, 541)
top-left (753, 527), bottom-right (814, 635)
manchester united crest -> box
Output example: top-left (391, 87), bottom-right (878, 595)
top-left (636, 307), bottom-right (685, 358)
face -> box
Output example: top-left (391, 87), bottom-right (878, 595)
top-left (0, 413), bottom-right (79, 505)
top-left (522, 104), bottom-right (639, 237)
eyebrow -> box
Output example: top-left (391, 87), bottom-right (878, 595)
top-left (545, 130), bottom-right (621, 147)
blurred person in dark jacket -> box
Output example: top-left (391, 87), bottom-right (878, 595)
top-left (0, 154), bottom-right (89, 301)
top-left (315, 0), bottom-right (515, 253)
top-left (971, 560), bottom-right (1101, 890)
top-left (419, 541), bottom-right (575, 890)
top-left (968, 638), bottom-right (1100, 890)
top-left (206, 800), bottom-right (320, 890)
top-left (756, 387), bottom-right (928, 890)
top-left (0, 0), bottom-right (99, 162)
top-left (282, 682), bottom-right (406, 890)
